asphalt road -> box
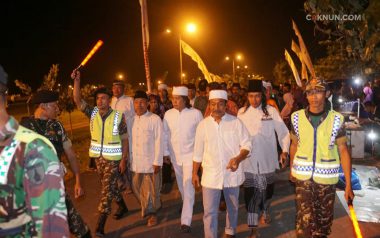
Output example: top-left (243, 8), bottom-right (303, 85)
top-left (66, 170), bottom-right (380, 238)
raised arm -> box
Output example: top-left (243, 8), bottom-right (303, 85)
top-left (71, 69), bottom-right (82, 109)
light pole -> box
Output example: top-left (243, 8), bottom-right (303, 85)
top-left (225, 54), bottom-right (242, 81)
top-left (166, 22), bottom-right (197, 84)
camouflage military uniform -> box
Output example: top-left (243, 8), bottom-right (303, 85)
top-left (80, 102), bottom-right (128, 215)
top-left (0, 117), bottom-right (69, 237)
top-left (290, 107), bottom-right (346, 238)
top-left (20, 117), bottom-right (90, 237)
top-left (295, 180), bottom-right (336, 237)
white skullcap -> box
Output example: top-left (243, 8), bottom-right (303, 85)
top-left (209, 90), bottom-right (228, 100)
top-left (262, 81), bottom-right (272, 89)
top-left (172, 86), bottom-right (188, 96)
top-left (158, 83), bottom-right (168, 90)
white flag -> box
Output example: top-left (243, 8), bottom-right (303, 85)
top-left (292, 20), bottom-right (315, 78)
top-left (285, 49), bottom-right (302, 87)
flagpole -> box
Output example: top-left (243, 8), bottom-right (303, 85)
top-left (179, 35), bottom-right (183, 84)
top-left (139, 0), bottom-right (151, 93)
top-left (232, 59), bottom-right (235, 82)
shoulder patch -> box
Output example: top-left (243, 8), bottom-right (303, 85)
top-left (26, 161), bottom-right (45, 185)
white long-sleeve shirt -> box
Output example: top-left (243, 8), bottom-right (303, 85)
top-left (163, 107), bottom-right (203, 166)
top-left (238, 105), bottom-right (290, 174)
top-left (111, 95), bottom-right (135, 119)
top-left (193, 113), bottom-right (251, 189)
top-left (127, 111), bottom-right (163, 173)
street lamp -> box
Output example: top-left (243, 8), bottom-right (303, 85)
top-left (225, 54), bottom-right (243, 81)
top-left (186, 23), bottom-right (197, 33)
top-left (166, 22), bottom-right (197, 84)
top-left (117, 73), bottom-right (124, 80)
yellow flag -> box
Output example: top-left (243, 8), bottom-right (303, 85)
top-left (285, 49), bottom-right (302, 87)
top-left (180, 40), bottom-right (212, 82)
top-left (292, 20), bottom-right (316, 78)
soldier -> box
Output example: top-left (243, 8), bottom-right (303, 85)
top-left (72, 70), bottom-right (129, 237)
top-left (289, 78), bottom-right (354, 237)
top-left (20, 90), bottom-right (91, 238)
top-left (0, 65), bottom-right (69, 237)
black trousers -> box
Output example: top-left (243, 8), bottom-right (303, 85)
top-left (162, 162), bottom-right (172, 184)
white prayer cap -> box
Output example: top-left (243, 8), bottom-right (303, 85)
top-left (158, 83), bottom-right (168, 90)
top-left (172, 86), bottom-right (188, 96)
top-left (262, 81), bottom-right (272, 89)
top-left (209, 90), bottom-right (228, 100)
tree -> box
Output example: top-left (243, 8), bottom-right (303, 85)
top-left (273, 59), bottom-right (292, 85)
top-left (40, 64), bottom-right (59, 90)
top-left (314, 40), bottom-right (365, 79)
top-left (14, 79), bottom-right (32, 95)
top-left (14, 79), bottom-right (32, 115)
top-left (304, 0), bottom-right (380, 78)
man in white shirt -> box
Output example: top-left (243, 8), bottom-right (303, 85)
top-left (127, 90), bottom-right (164, 227)
top-left (163, 86), bottom-right (203, 233)
top-left (111, 79), bottom-right (135, 194)
top-left (238, 80), bottom-right (290, 237)
top-left (192, 90), bottom-right (251, 238)
top-left (111, 79), bottom-right (135, 119)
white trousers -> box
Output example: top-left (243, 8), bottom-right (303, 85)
top-left (172, 162), bottom-right (195, 226)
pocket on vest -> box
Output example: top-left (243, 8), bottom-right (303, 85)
top-left (296, 155), bottom-right (308, 160)
top-left (320, 158), bottom-right (336, 162)
top-left (108, 142), bottom-right (120, 145)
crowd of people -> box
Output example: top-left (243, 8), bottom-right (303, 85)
top-left (0, 63), bottom-right (361, 238)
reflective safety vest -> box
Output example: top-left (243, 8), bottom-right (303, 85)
top-left (89, 107), bottom-right (122, 160)
top-left (0, 126), bottom-right (56, 185)
top-left (291, 109), bottom-right (344, 185)
top-left (0, 126), bottom-right (56, 233)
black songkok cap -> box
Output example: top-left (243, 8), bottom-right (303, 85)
top-left (32, 90), bottom-right (59, 104)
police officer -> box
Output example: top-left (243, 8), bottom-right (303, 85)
top-left (0, 65), bottom-right (69, 237)
top-left (72, 69), bottom-right (129, 237)
top-left (289, 78), bottom-right (354, 237)
top-left (20, 90), bottom-right (91, 238)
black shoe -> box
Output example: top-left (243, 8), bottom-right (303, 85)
top-left (113, 200), bottom-right (129, 220)
top-left (82, 230), bottom-right (92, 238)
top-left (225, 234), bottom-right (236, 238)
top-left (180, 224), bottom-right (191, 233)
top-left (95, 214), bottom-right (107, 237)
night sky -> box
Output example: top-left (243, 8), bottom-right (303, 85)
top-left (0, 0), bottom-right (319, 93)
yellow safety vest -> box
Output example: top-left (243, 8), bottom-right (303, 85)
top-left (89, 107), bottom-right (122, 160)
top-left (0, 126), bottom-right (56, 185)
top-left (291, 109), bottom-right (344, 185)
